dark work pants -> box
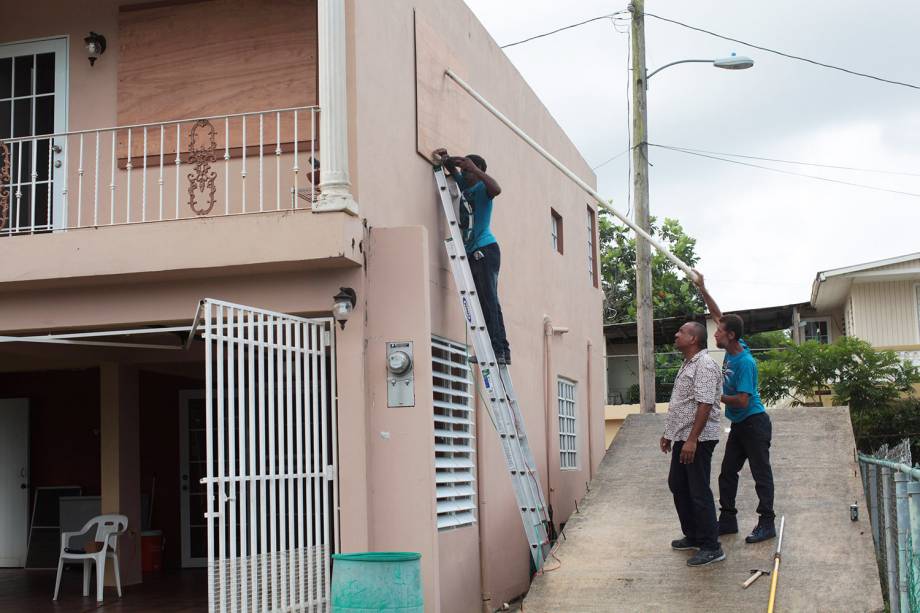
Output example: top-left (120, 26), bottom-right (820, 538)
top-left (668, 439), bottom-right (720, 551)
top-left (718, 411), bottom-right (776, 522)
top-left (468, 242), bottom-right (510, 359)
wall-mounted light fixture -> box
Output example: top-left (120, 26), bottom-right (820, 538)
top-left (332, 287), bottom-right (357, 329)
top-left (84, 32), bottom-right (107, 66)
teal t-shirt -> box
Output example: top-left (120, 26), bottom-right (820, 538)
top-left (454, 172), bottom-right (497, 253)
top-left (722, 340), bottom-right (766, 423)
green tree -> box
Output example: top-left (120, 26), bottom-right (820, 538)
top-left (599, 211), bottom-right (703, 323)
top-left (755, 336), bottom-right (919, 409)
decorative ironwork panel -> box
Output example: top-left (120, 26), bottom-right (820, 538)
top-left (0, 142), bottom-right (9, 230)
top-left (187, 120), bottom-right (218, 216)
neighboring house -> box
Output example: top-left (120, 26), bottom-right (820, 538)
top-left (805, 251), bottom-right (920, 367)
top-left (0, 2), bottom-right (605, 611)
top-left (603, 252), bottom-right (920, 445)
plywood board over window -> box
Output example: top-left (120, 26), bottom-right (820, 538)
top-left (414, 11), bottom-right (470, 161)
top-left (117, 0), bottom-right (317, 159)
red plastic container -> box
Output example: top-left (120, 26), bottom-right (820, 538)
top-left (141, 530), bottom-right (163, 572)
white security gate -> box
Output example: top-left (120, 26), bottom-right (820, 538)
top-left (193, 299), bottom-right (338, 613)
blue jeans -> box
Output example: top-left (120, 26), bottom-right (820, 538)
top-left (468, 242), bottom-right (510, 359)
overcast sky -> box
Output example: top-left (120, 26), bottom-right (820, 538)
top-left (463, 0), bottom-right (920, 312)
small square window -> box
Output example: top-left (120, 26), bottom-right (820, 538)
top-left (803, 320), bottom-right (830, 344)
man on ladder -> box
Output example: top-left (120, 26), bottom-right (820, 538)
top-left (433, 148), bottom-right (511, 365)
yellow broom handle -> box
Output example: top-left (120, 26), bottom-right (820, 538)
top-left (767, 516), bottom-right (785, 613)
top-left (766, 555), bottom-right (781, 612)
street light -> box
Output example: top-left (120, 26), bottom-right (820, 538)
top-left (629, 0), bottom-right (753, 413)
top-left (646, 54), bottom-right (755, 81)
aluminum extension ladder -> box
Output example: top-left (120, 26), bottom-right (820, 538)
top-left (432, 164), bottom-right (552, 571)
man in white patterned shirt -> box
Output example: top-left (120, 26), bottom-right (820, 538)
top-left (659, 321), bottom-right (725, 566)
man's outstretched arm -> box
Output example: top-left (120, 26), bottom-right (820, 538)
top-left (692, 269), bottom-right (722, 324)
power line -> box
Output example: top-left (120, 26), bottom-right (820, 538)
top-left (651, 144), bottom-right (920, 199)
top-left (496, 8), bottom-right (920, 91)
top-left (642, 11), bottom-right (920, 92)
top-left (653, 144), bottom-right (920, 177)
top-left (592, 145), bottom-right (634, 171)
top-left (500, 11), bottom-right (628, 49)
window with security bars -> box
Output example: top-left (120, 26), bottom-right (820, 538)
top-left (557, 378), bottom-right (578, 470)
top-left (432, 336), bottom-right (476, 529)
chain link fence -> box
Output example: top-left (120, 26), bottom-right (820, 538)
top-left (859, 441), bottom-right (920, 613)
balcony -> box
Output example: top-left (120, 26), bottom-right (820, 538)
top-left (0, 107), bottom-right (363, 290)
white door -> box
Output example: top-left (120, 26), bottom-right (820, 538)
top-left (0, 37), bottom-right (68, 235)
top-left (195, 299), bottom-right (338, 612)
top-left (179, 390), bottom-right (208, 568)
top-left (0, 399), bottom-right (29, 567)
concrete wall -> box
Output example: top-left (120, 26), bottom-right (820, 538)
top-left (350, 1), bottom-right (605, 607)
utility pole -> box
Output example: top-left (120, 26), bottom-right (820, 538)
top-left (630, 0), bottom-right (656, 413)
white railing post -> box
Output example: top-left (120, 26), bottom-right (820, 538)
top-left (141, 127), bottom-right (148, 222)
top-left (174, 123), bottom-right (181, 220)
top-left (224, 117), bottom-right (230, 216)
top-left (316, 0), bottom-right (358, 215)
top-left (126, 129), bottom-right (133, 223)
top-left (158, 126), bottom-right (165, 221)
top-left (109, 131), bottom-right (116, 225)
top-left (29, 137), bottom-right (37, 233)
top-left (93, 132), bottom-right (100, 226)
top-left (292, 110), bottom-right (299, 209)
top-left (275, 111), bottom-right (282, 211)
top-left (77, 133), bottom-right (84, 228)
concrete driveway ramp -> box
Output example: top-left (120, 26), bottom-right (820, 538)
top-left (524, 407), bottom-right (884, 612)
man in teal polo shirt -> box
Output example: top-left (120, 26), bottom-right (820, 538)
top-left (435, 148), bottom-right (510, 364)
top-left (693, 272), bottom-right (776, 543)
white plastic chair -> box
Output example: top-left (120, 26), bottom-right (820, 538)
top-left (53, 514), bottom-right (128, 602)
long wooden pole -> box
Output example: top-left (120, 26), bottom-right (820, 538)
top-left (442, 69), bottom-right (695, 280)
top-left (629, 0), bottom-right (656, 413)
top-left (767, 516), bottom-right (786, 613)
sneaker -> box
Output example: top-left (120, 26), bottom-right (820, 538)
top-left (745, 522), bottom-right (777, 544)
top-left (670, 537), bottom-right (700, 551)
top-left (718, 513), bottom-right (738, 535)
top-left (687, 547), bottom-right (726, 567)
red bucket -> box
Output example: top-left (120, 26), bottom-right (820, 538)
top-left (140, 530), bottom-right (163, 572)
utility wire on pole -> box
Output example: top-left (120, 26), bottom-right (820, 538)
top-left (629, 0), bottom-right (656, 414)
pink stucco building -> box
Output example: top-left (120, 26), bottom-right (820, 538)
top-left (0, 1), bottom-right (605, 610)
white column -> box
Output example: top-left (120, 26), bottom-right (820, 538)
top-left (315, 0), bottom-right (358, 215)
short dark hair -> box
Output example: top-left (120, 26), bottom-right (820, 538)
top-left (465, 154), bottom-right (487, 172)
top-left (687, 321), bottom-right (707, 350)
top-left (721, 314), bottom-right (744, 341)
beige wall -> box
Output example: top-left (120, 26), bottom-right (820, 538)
top-left (351, 0), bottom-right (605, 608)
top-left (849, 280), bottom-right (920, 346)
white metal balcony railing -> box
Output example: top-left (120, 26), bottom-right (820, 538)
top-left (0, 106), bottom-right (319, 236)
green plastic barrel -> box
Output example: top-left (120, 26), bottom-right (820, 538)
top-left (331, 552), bottom-right (422, 612)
